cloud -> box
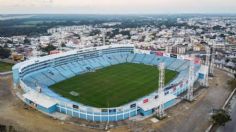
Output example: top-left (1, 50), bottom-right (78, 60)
top-left (0, 0), bottom-right (236, 14)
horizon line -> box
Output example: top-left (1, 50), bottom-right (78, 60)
top-left (1, 13), bottom-right (236, 15)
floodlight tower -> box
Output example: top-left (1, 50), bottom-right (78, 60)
top-left (157, 62), bottom-right (166, 119)
top-left (209, 44), bottom-right (215, 76)
top-left (58, 33), bottom-right (63, 51)
top-left (186, 55), bottom-right (195, 101)
top-left (204, 46), bottom-right (210, 87)
top-left (103, 32), bottom-right (106, 46)
top-left (205, 46), bottom-right (210, 67)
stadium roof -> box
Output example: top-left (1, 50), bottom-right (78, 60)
top-left (23, 91), bottom-right (57, 109)
top-left (13, 44), bottom-right (134, 72)
top-left (138, 94), bottom-right (176, 111)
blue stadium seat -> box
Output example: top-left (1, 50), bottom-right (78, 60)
top-left (126, 54), bottom-right (135, 62)
top-left (132, 54), bottom-right (145, 63)
top-left (142, 54), bottom-right (156, 65)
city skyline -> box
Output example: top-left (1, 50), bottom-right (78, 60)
top-left (1, 0), bottom-right (236, 14)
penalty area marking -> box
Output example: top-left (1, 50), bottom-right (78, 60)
top-left (70, 91), bottom-right (79, 96)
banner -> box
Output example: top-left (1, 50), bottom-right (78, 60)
top-left (170, 54), bottom-right (177, 58)
top-left (109, 109), bottom-right (116, 113)
top-left (50, 50), bottom-right (60, 55)
top-left (130, 103), bottom-right (136, 108)
top-left (177, 55), bottom-right (184, 60)
top-left (101, 109), bottom-right (108, 112)
top-left (143, 99), bottom-right (149, 103)
top-left (184, 55), bottom-right (192, 61)
top-left (72, 105), bottom-right (79, 109)
top-left (163, 53), bottom-right (170, 57)
top-left (156, 51), bottom-right (164, 56)
top-left (194, 57), bottom-right (201, 64)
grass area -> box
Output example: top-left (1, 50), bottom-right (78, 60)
top-left (50, 63), bottom-right (178, 108)
top-left (228, 78), bottom-right (236, 90)
top-left (0, 62), bottom-right (13, 72)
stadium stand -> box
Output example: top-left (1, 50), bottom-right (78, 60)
top-left (12, 44), bottom-right (204, 122)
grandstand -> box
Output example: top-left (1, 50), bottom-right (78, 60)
top-left (12, 44), bottom-right (208, 122)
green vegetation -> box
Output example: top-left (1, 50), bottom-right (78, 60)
top-left (0, 15), bottom-right (199, 37)
top-left (228, 78), bottom-right (236, 90)
top-left (0, 47), bottom-right (11, 59)
top-left (0, 62), bottom-right (13, 72)
top-left (40, 44), bottom-right (57, 54)
top-left (50, 63), bottom-right (178, 108)
top-left (211, 109), bottom-right (231, 126)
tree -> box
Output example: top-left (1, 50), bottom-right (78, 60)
top-left (40, 45), bottom-right (57, 54)
top-left (228, 79), bottom-right (236, 90)
top-left (0, 47), bottom-right (11, 59)
top-left (3, 44), bottom-right (8, 48)
top-left (211, 109), bottom-right (231, 126)
top-left (24, 38), bottom-right (31, 44)
top-left (61, 43), bottom-right (66, 47)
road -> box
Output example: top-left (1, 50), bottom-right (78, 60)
top-left (217, 95), bottom-right (236, 132)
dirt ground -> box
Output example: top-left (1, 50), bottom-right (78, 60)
top-left (0, 68), bottom-right (233, 132)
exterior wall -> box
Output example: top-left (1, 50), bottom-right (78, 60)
top-left (57, 104), bottom-right (137, 122)
top-left (139, 109), bottom-right (153, 116)
top-left (12, 68), bottom-right (19, 84)
top-left (25, 98), bottom-right (57, 114)
top-left (139, 98), bottom-right (177, 116)
top-left (164, 99), bottom-right (176, 109)
top-left (37, 105), bottom-right (57, 113)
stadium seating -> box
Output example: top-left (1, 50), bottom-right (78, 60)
top-left (142, 54), bottom-right (156, 65)
top-left (163, 57), bottom-right (176, 66)
top-left (21, 52), bottom-right (200, 93)
top-left (55, 66), bottom-right (74, 78)
top-left (96, 57), bottom-right (111, 67)
top-left (45, 68), bottom-right (66, 82)
top-left (126, 54), bottom-right (135, 62)
top-left (132, 54), bottom-right (145, 63)
top-left (103, 54), bottom-right (119, 65)
top-left (167, 59), bottom-right (186, 71)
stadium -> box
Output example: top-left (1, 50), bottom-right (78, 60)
top-left (12, 44), bottom-right (208, 122)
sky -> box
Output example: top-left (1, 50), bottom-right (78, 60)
top-left (0, 0), bottom-right (236, 14)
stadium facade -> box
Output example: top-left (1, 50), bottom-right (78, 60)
top-left (12, 44), bottom-right (208, 122)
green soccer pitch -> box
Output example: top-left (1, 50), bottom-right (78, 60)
top-left (50, 63), bottom-right (178, 108)
top-left (0, 62), bottom-right (13, 72)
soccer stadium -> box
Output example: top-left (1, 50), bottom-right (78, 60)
top-left (12, 44), bottom-right (208, 122)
